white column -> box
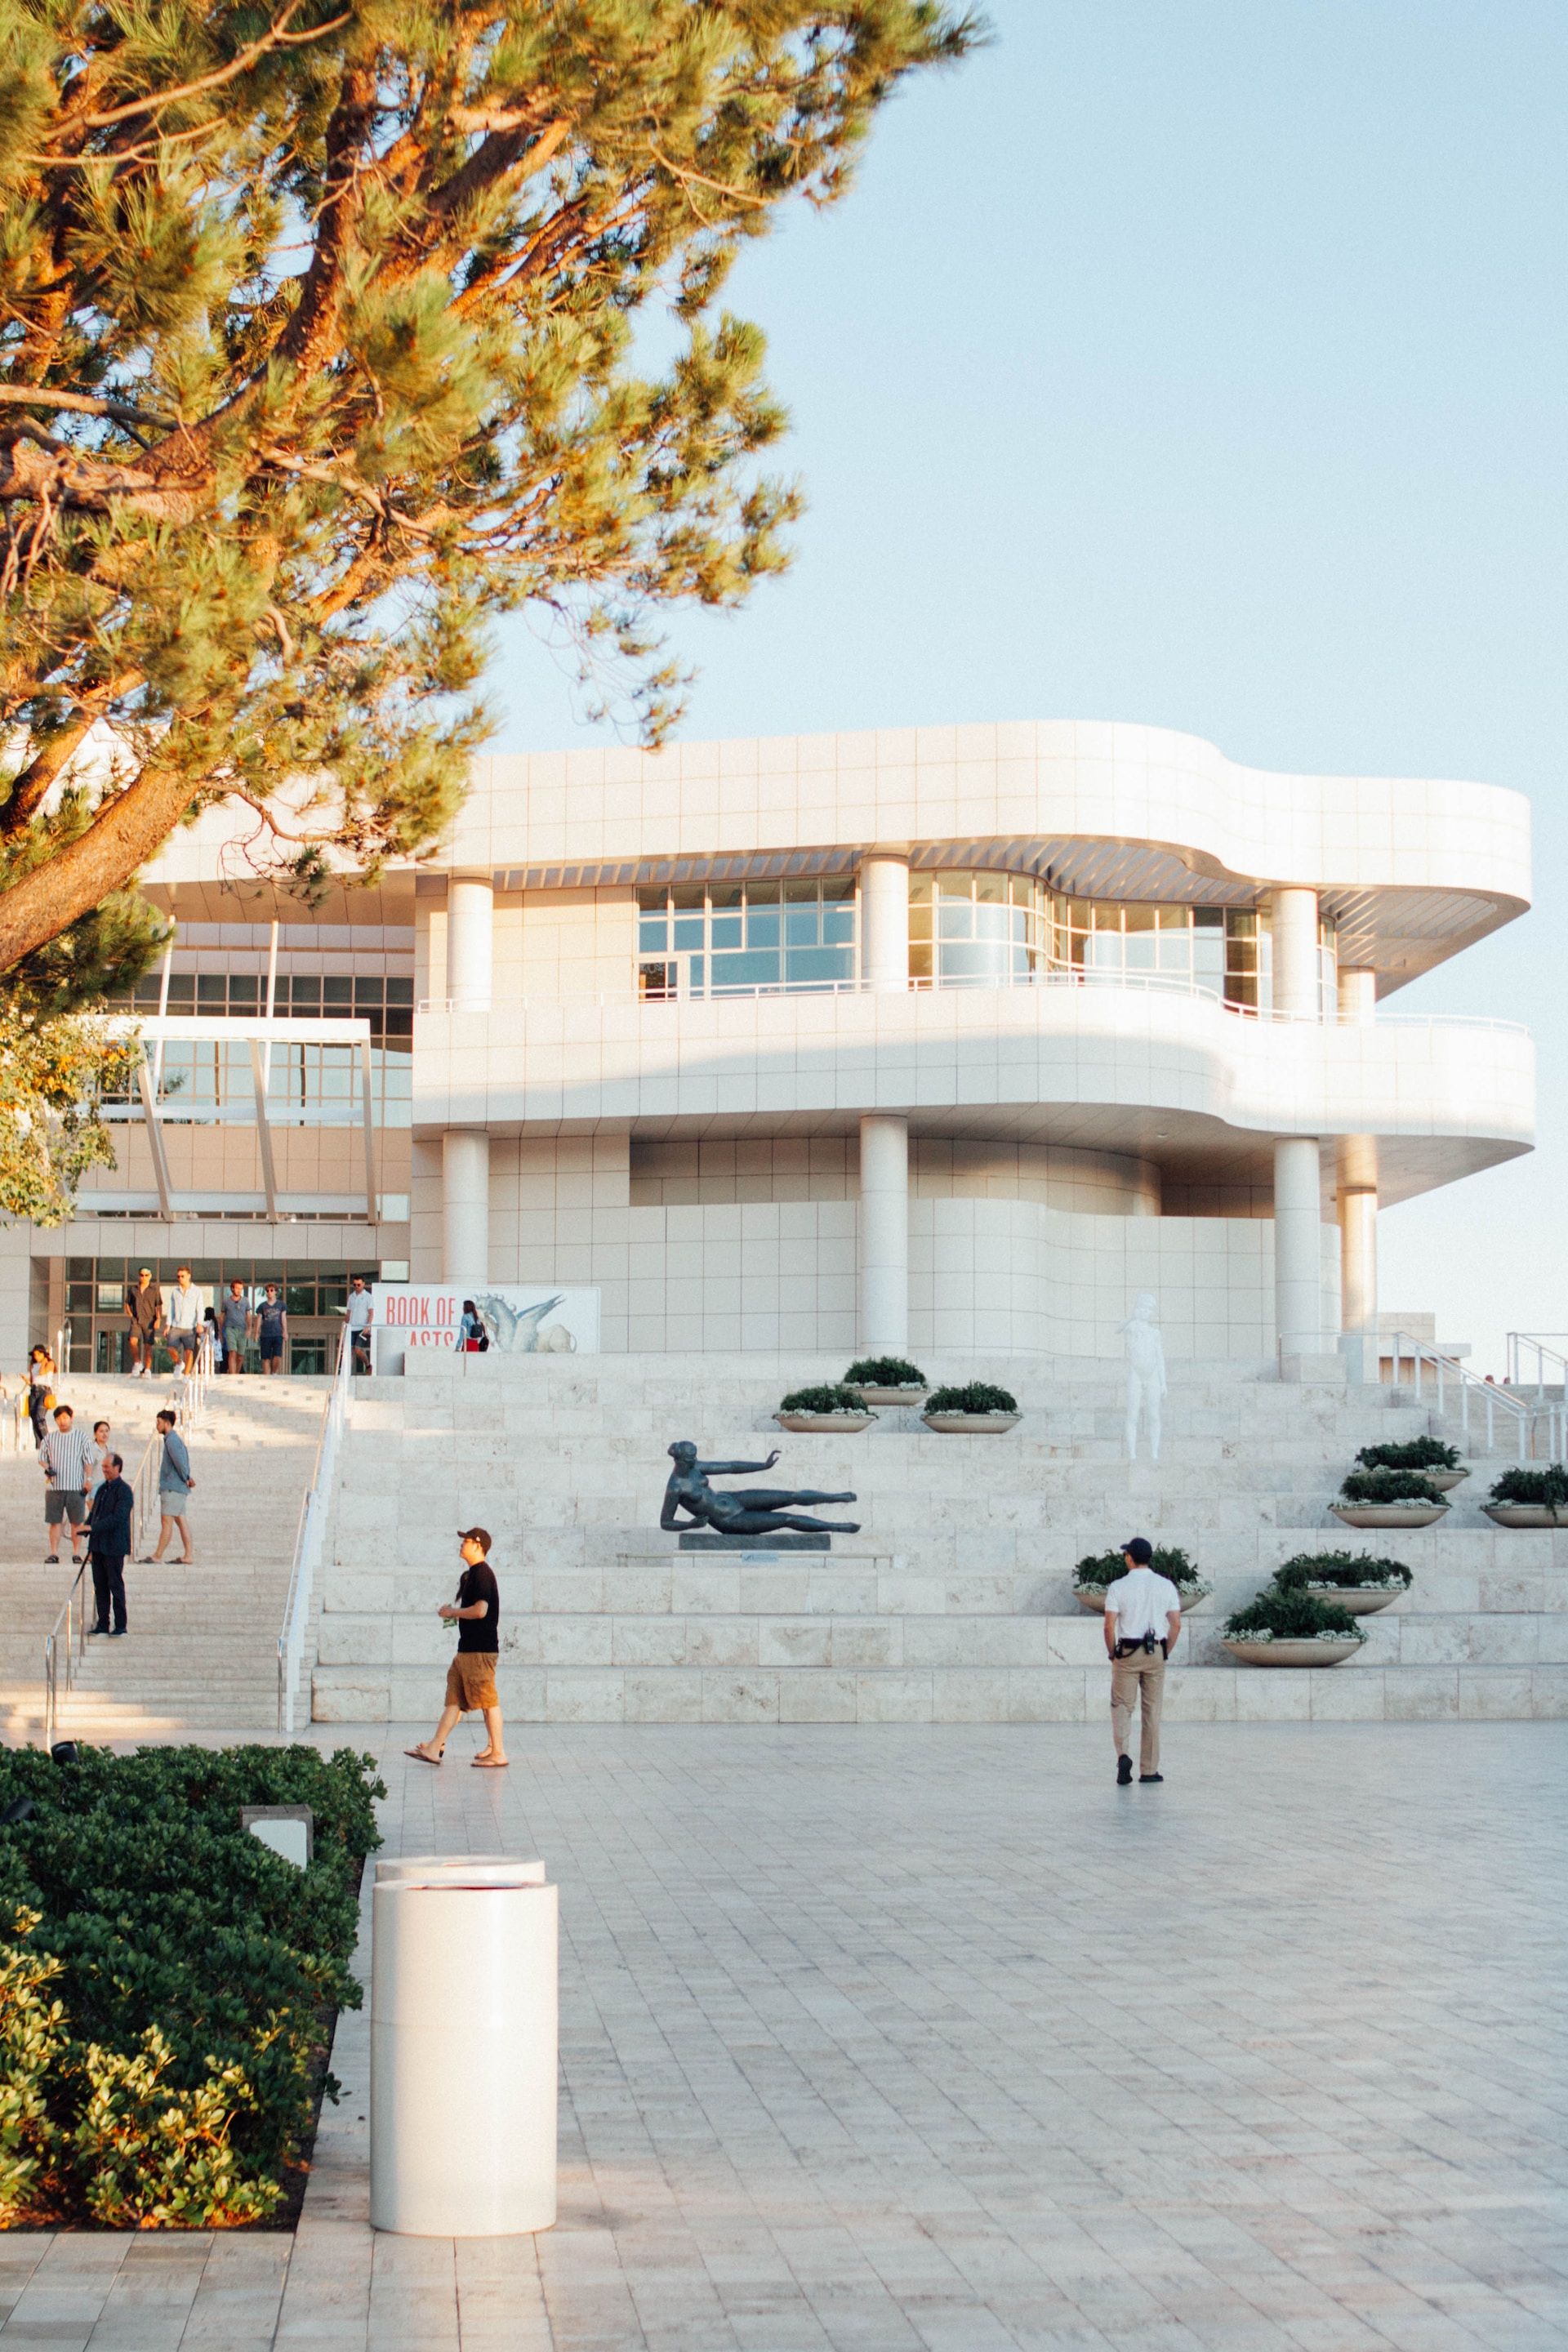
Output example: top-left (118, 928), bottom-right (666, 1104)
top-left (443, 1129), bottom-right (490, 1289)
top-left (1337, 964), bottom-right (1376, 1026)
top-left (1336, 969), bottom-right (1379, 1349)
top-left (858, 1112), bottom-right (909, 1351)
top-left (860, 855), bottom-right (910, 991)
top-left (447, 875), bottom-right (494, 1012)
top-left (1273, 1135), bottom-right (1323, 1360)
top-left (1269, 884), bottom-right (1321, 1020)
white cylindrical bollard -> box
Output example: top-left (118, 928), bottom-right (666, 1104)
top-left (370, 1878), bottom-right (558, 2237)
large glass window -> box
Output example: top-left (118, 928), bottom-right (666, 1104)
top-left (637, 880), bottom-right (856, 998)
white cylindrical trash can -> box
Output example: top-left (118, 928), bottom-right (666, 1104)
top-left (370, 1878), bottom-right (558, 2236)
top-left (376, 1856), bottom-right (545, 1886)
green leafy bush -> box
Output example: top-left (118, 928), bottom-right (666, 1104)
top-left (924, 1383), bottom-right (1018, 1415)
top-left (1073, 1546), bottom-right (1205, 1595)
top-left (0, 1744), bottom-right (383, 2228)
top-left (1273, 1551), bottom-right (1413, 1592)
top-left (1223, 1590), bottom-right (1365, 1642)
top-left (1355, 1437), bottom-right (1460, 1472)
top-left (778, 1383), bottom-right (869, 1414)
top-left (844, 1357), bottom-right (926, 1388)
top-left (1488, 1464), bottom-right (1568, 1508)
top-left (1338, 1468), bottom-right (1446, 1504)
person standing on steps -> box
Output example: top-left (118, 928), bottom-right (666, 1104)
top-left (406, 1529), bottom-right (508, 1770)
top-left (220, 1280), bottom-right (251, 1374)
top-left (124, 1267), bottom-right (163, 1377)
top-left (40, 1405), bottom-right (91, 1566)
top-left (87, 1453), bottom-right (133, 1637)
top-left (25, 1346), bottom-right (55, 1449)
top-left (255, 1282), bottom-right (287, 1375)
top-left (85, 1419), bottom-right (111, 1503)
top-left (1104, 1535), bottom-right (1182, 1786)
top-left (166, 1265), bottom-right (207, 1374)
top-left (345, 1275), bottom-right (375, 1374)
top-left (145, 1408), bottom-right (195, 1564)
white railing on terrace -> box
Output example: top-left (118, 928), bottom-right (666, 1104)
top-left (1505, 1334), bottom-right (1568, 1396)
top-left (416, 974), bottom-right (1527, 1031)
top-left (277, 1325), bottom-right (352, 1737)
top-left (1388, 1330), bottom-right (1565, 1461)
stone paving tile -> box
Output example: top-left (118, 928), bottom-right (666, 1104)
top-left (3, 1720), bottom-right (1566, 2349)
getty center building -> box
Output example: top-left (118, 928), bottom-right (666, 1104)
top-left (7, 721), bottom-right (1533, 1375)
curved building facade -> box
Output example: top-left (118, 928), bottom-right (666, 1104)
top-left (12, 721), bottom-right (1533, 1374)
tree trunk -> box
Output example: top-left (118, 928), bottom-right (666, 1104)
top-left (0, 768), bottom-right (199, 972)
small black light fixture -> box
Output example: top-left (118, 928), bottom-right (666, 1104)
top-left (49, 1742), bottom-right (78, 1766)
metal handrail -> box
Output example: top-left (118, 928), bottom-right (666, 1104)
top-left (42, 1562), bottom-right (87, 1747)
top-left (1388, 1329), bottom-right (1565, 1460)
top-left (276, 1325), bottom-right (352, 1737)
top-left (128, 1428), bottom-right (162, 1561)
top-left (170, 1326), bottom-right (216, 1434)
top-left (1504, 1333), bottom-right (1568, 1395)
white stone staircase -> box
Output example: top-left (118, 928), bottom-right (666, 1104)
top-left (310, 1355), bottom-right (1568, 1725)
top-left (0, 1374), bottom-right (323, 1744)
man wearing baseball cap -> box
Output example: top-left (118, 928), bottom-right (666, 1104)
top-left (1103, 1535), bottom-right (1182, 1785)
top-left (406, 1527), bottom-right (508, 1768)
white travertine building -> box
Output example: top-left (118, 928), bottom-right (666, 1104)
top-left (7, 720), bottom-right (1533, 1377)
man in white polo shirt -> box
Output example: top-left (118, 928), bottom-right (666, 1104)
top-left (1103, 1535), bottom-right (1183, 1786)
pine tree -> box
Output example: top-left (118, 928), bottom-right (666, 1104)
top-left (0, 0), bottom-right (982, 984)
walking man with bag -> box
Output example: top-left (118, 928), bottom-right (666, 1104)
top-left (87, 1453), bottom-right (134, 1637)
top-left (1104, 1535), bottom-right (1182, 1785)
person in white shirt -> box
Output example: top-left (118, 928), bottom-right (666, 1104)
top-left (345, 1276), bottom-right (375, 1374)
top-left (1102, 1535), bottom-right (1182, 1785)
top-left (165, 1266), bottom-right (209, 1372)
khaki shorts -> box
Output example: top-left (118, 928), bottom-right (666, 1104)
top-left (444, 1652), bottom-right (499, 1713)
top-left (46, 1490), bottom-right (86, 1526)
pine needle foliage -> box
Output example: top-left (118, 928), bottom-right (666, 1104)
top-left (0, 0), bottom-right (983, 981)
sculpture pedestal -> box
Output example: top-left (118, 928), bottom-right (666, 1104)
top-left (678, 1530), bottom-right (831, 1552)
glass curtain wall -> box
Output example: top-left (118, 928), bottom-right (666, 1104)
top-left (638, 880), bottom-right (856, 1000)
top-left (65, 1256), bottom-right (376, 1375)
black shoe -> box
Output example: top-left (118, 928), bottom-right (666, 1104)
top-left (1116, 1755), bottom-right (1134, 1784)
top-left (1139, 1773), bottom-right (1164, 1784)
top-left (87, 1624), bottom-right (109, 1637)
top-left (107, 1628), bottom-right (126, 1638)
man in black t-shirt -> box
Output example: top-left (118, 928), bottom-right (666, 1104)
top-left (406, 1527), bottom-right (508, 1769)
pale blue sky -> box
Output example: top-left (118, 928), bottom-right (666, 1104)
top-left (490, 0), bottom-right (1566, 1374)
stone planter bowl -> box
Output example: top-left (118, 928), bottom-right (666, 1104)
top-left (1424, 1468), bottom-right (1469, 1491)
top-left (1481, 1502), bottom-right (1568, 1528)
top-left (775, 1410), bottom-right (877, 1434)
top-left (1330, 1500), bottom-right (1449, 1529)
top-left (1222, 1635), bottom-right (1366, 1668)
top-left (921, 1410), bottom-right (1022, 1435)
top-left (1299, 1582), bottom-right (1405, 1615)
top-left (856, 1384), bottom-right (930, 1409)
top-left (1074, 1583), bottom-right (1211, 1615)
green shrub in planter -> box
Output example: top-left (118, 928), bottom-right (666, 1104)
top-left (1073, 1545), bottom-right (1203, 1597)
top-left (1488, 1463), bottom-right (1568, 1508)
top-left (844, 1356), bottom-right (926, 1388)
top-left (0, 1743), bottom-right (383, 2229)
top-left (1223, 1590), bottom-right (1365, 1642)
top-left (924, 1382), bottom-right (1018, 1414)
top-left (1354, 1437), bottom-right (1460, 1472)
top-left (779, 1383), bottom-right (868, 1414)
top-left (1273, 1550), bottom-right (1413, 1592)
top-left (1338, 1468), bottom-right (1445, 1504)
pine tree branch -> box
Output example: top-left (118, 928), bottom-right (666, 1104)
top-left (0, 434), bottom-right (199, 520)
top-left (48, 2), bottom-right (353, 139)
top-left (0, 764), bottom-right (199, 975)
top-left (0, 386), bottom-right (176, 431)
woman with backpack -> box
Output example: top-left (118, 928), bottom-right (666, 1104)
top-left (458, 1299), bottom-right (489, 1353)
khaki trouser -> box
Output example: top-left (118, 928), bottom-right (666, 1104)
top-left (1110, 1648), bottom-right (1165, 1775)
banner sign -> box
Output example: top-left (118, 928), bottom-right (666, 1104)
top-left (371, 1285), bottom-right (600, 1364)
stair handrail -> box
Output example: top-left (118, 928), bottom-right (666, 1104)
top-left (42, 1560), bottom-right (87, 1747)
top-left (128, 1428), bottom-right (162, 1561)
top-left (1503, 1332), bottom-right (1568, 1398)
top-left (1388, 1329), bottom-right (1564, 1461)
top-left (276, 1325), bottom-right (352, 1736)
top-left (168, 1325), bottom-right (216, 1433)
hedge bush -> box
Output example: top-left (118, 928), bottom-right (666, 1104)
top-left (1073, 1545), bottom-right (1205, 1595)
top-left (778, 1383), bottom-right (869, 1414)
top-left (1355, 1437), bottom-right (1460, 1472)
top-left (844, 1357), bottom-right (926, 1388)
top-left (1223, 1590), bottom-right (1365, 1642)
top-left (1488, 1463), bottom-right (1568, 1508)
top-left (0, 1743), bottom-right (383, 2229)
top-left (924, 1382), bottom-right (1018, 1415)
top-left (1338, 1468), bottom-right (1446, 1504)
top-left (1273, 1550), bottom-right (1413, 1592)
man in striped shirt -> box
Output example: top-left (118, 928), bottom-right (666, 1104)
top-left (40, 1405), bottom-right (91, 1566)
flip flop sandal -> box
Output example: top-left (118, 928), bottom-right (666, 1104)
top-left (471, 1757), bottom-right (510, 1769)
top-left (404, 1747), bottom-right (443, 1765)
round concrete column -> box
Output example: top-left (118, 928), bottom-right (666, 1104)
top-left (1270, 885), bottom-right (1321, 1020)
top-left (1339, 1184), bottom-right (1378, 1334)
top-left (860, 856), bottom-right (910, 991)
top-left (448, 875), bottom-right (494, 1012)
top-left (1273, 1135), bottom-right (1323, 1360)
top-left (443, 1129), bottom-right (490, 1289)
top-left (858, 1112), bottom-right (909, 1351)
top-left (1337, 964), bottom-right (1376, 1026)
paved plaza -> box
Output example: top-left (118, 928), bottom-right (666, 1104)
top-left (1, 1720), bottom-right (1565, 2350)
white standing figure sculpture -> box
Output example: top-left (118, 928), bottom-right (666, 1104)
top-left (1120, 1291), bottom-right (1167, 1463)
